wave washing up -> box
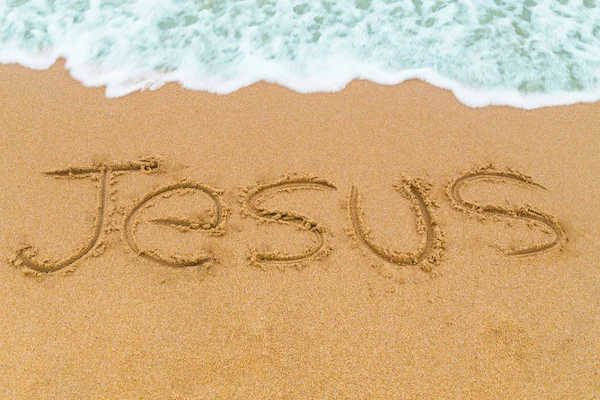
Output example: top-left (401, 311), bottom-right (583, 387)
top-left (1, 0), bottom-right (599, 108)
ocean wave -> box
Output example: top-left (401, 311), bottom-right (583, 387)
top-left (1, 0), bottom-right (599, 108)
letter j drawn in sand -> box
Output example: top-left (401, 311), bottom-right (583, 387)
top-left (12, 158), bottom-right (161, 273)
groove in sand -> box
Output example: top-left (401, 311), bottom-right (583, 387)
top-left (446, 164), bottom-right (565, 256)
top-left (11, 158), bottom-right (162, 274)
top-left (347, 177), bottom-right (444, 271)
top-left (240, 175), bottom-right (336, 269)
top-left (13, 168), bottom-right (111, 274)
top-left (123, 181), bottom-right (227, 268)
top-left (43, 158), bottom-right (161, 178)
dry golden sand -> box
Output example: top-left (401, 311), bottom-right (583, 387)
top-left (1, 61), bottom-right (599, 399)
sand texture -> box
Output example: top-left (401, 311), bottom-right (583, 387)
top-left (1, 61), bottom-right (599, 399)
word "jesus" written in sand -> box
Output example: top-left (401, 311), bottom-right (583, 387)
top-left (10, 158), bottom-right (566, 275)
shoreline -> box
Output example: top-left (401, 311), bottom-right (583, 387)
top-left (4, 52), bottom-right (600, 108)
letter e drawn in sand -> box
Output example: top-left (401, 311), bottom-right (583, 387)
top-left (240, 175), bottom-right (336, 269)
top-left (347, 178), bottom-right (444, 272)
top-left (446, 165), bottom-right (566, 256)
top-left (11, 158), bottom-right (161, 274)
top-left (123, 181), bottom-right (227, 268)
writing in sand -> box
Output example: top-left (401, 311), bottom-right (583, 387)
top-left (8, 158), bottom-right (566, 275)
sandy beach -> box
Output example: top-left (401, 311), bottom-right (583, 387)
top-left (1, 60), bottom-right (599, 398)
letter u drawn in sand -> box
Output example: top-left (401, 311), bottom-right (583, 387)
top-left (240, 175), bottom-right (336, 269)
top-left (447, 165), bottom-right (565, 256)
top-left (12, 158), bottom-right (161, 273)
top-left (347, 178), bottom-right (444, 271)
top-left (123, 181), bottom-right (227, 268)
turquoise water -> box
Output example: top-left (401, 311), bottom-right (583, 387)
top-left (1, 0), bottom-right (599, 107)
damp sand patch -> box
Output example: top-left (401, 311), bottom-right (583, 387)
top-left (0, 68), bottom-right (599, 398)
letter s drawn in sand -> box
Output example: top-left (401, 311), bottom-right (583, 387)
top-left (347, 177), bottom-right (444, 271)
top-left (11, 158), bottom-right (161, 274)
top-left (240, 175), bottom-right (336, 269)
top-left (123, 181), bottom-right (227, 268)
top-left (446, 165), bottom-right (566, 256)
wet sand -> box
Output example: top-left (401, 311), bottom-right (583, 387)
top-left (0, 60), bottom-right (599, 398)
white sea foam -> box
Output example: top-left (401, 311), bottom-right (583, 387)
top-left (1, 0), bottom-right (599, 108)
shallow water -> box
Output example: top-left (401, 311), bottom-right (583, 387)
top-left (1, 0), bottom-right (599, 107)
